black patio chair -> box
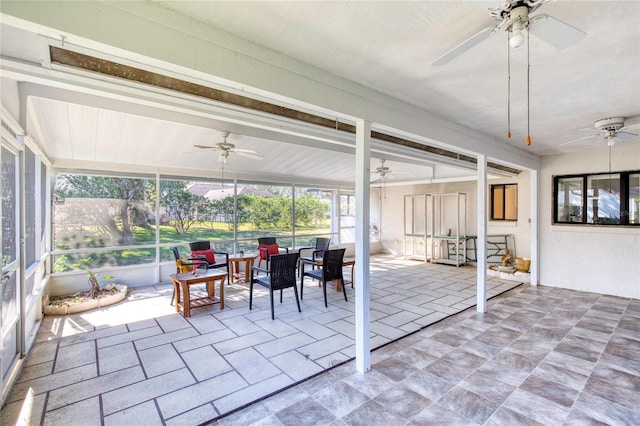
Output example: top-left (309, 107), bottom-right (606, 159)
top-left (188, 241), bottom-right (230, 278)
top-left (257, 237), bottom-right (289, 269)
top-left (298, 237), bottom-right (331, 262)
top-left (300, 248), bottom-right (346, 308)
top-left (298, 237), bottom-right (331, 276)
top-left (249, 252), bottom-right (301, 320)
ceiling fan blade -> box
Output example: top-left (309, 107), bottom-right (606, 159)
top-left (431, 25), bottom-right (498, 66)
top-left (194, 144), bottom-right (219, 150)
top-left (616, 131), bottom-right (638, 140)
top-left (529, 14), bottom-right (586, 50)
top-left (559, 134), bottom-right (597, 146)
top-left (234, 150), bottom-right (264, 160)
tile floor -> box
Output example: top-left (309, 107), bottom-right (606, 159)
top-left (3, 256), bottom-right (589, 425)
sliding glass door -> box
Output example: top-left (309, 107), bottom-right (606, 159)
top-left (1, 144), bottom-right (20, 396)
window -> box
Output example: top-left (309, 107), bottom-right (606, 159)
top-left (490, 184), bottom-right (517, 221)
top-left (553, 170), bottom-right (639, 226)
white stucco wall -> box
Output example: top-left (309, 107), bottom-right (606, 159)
top-left (378, 170), bottom-right (533, 260)
top-left (540, 144), bottom-right (640, 299)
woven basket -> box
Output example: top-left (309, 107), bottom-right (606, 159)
top-left (515, 257), bottom-right (530, 272)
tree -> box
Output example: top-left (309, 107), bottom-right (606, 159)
top-left (158, 180), bottom-right (207, 234)
top-left (54, 174), bottom-right (149, 245)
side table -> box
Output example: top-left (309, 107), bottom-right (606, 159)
top-left (229, 253), bottom-right (259, 283)
top-left (169, 269), bottom-right (226, 317)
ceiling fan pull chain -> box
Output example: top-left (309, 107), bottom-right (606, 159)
top-left (507, 33), bottom-right (511, 139)
top-left (608, 141), bottom-right (612, 193)
top-left (526, 26), bottom-right (531, 146)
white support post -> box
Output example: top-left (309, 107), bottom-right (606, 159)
top-left (476, 154), bottom-right (487, 313)
top-left (530, 169), bottom-right (539, 286)
top-left (355, 119), bottom-right (371, 373)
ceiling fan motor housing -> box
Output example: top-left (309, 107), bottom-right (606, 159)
top-left (594, 117), bottom-right (625, 132)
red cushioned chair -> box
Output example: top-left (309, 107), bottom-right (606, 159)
top-left (257, 237), bottom-right (289, 270)
top-left (187, 241), bottom-right (229, 280)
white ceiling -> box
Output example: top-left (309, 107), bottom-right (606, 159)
top-left (2, 1), bottom-right (639, 186)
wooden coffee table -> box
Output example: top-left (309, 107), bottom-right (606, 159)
top-left (228, 253), bottom-right (259, 283)
top-left (169, 269), bottom-right (226, 317)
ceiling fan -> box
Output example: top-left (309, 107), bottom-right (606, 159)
top-left (371, 159), bottom-right (409, 182)
top-left (194, 131), bottom-right (264, 164)
top-left (560, 117), bottom-right (640, 147)
top-left (432, 0), bottom-right (587, 66)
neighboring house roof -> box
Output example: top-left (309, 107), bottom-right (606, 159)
top-left (187, 183), bottom-right (274, 201)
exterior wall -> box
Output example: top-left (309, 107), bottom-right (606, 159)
top-left (378, 170), bottom-right (533, 260)
top-left (540, 144), bottom-right (640, 299)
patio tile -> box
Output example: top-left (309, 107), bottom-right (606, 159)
top-left (342, 370), bottom-right (396, 399)
top-left (16, 360), bottom-right (54, 383)
top-left (501, 388), bottom-right (569, 425)
top-left (485, 406), bottom-right (545, 426)
top-left (214, 374), bottom-right (294, 415)
top-left (138, 344), bottom-right (185, 377)
top-left (270, 350), bottom-right (324, 381)
top-left (438, 385), bottom-right (499, 424)
top-left (254, 318), bottom-right (299, 338)
top-left (254, 332), bottom-right (316, 358)
top-left (368, 321), bottom-right (408, 340)
top-left (102, 368), bottom-right (195, 416)
top-left (255, 386), bottom-right (310, 413)
top-left (372, 356), bottom-right (418, 382)
top-left (221, 315), bottom-right (263, 335)
top-left (1, 390), bottom-right (47, 426)
top-left (298, 333), bottom-right (353, 360)
top-left (58, 325), bottom-right (129, 348)
top-left (181, 344), bottom-right (232, 381)
top-left (104, 400), bottom-right (164, 426)
top-left (218, 401), bottom-right (272, 426)
top-left (155, 314), bottom-right (193, 333)
top-left (340, 399), bottom-right (404, 426)
top-left (274, 396), bottom-right (336, 426)
top-left (23, 340), bottom-right (58, 367)
top-left (226, 347), bottom-right (281, 384)
top-left (47, 365), bottom-right (145, 410)
top-left (7, 363), bottom-right (97, 404)
top-left (565, 389), bottom-right (640, 425)
top-left (134, 327), bottom-right (199, 351)
top-left (98, 341), bottom-right (140, 375)
top-left (532, 361), bottom-right (589, 391)
top-left (314, 381), bottom-right (370, 417)
top-left (215, 330), bottom-right (275, 355)
top-left (373, 382), bottom-right (432, 419)
top-left (377, 310), bottom-right (422, 328)
top-left (42, 396), bottom-right (101, 426)
top-left (187, 314), bottom-right (228, 334)
top-left (173, 328), bottom-right (237, 353)
top-left (165, 403), bottom-right (218, 426)
top-left (97, 326), bottom-right (163, 349)
top-left (156, 371), bottom-right (246, 419)
top-left (412, 402), bottom-right (477, 426)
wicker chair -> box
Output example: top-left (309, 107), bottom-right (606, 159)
top-left (298, 237), bottom-right (331, 275)
top-left (300, 248), bottom-right (346, 308)
top-left (187, 241), bottom-right (229, 277)
top-left (257, 237), bottom-right (289, 269)
top-left (249, 252), bottom-right (300, 320)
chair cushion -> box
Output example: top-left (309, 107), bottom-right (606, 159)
top-left (258, 244), bottom-right (280, 260)
top-left (191, 249), bottom-right (215, 264)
